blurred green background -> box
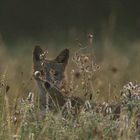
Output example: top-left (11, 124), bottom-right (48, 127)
top-left (0, 0), bottom-right (140, 49)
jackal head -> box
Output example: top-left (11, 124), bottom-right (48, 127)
top-left (33, 45), bottom-right (69, 90)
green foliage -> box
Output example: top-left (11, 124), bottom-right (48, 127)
top-left (0, 39), bottom-right (140, 140)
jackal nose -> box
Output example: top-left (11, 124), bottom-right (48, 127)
top-left (44, 82), bottom-right (51, 89)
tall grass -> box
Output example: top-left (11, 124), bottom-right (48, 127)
top-left (0, 35), bottom-right (140, 140)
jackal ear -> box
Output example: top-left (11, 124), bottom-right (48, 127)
top-left (55, 49), bottom-right (69, 65)
top-left (33, 45), bottom-right (44, 61)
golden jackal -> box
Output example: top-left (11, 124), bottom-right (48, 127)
top-left (33, 46), bottom-right (83, 115)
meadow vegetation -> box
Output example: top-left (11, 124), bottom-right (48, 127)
top-left (0, 35), bottom-right (140, 140)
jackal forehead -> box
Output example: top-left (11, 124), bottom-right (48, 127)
top-left (45, 60), bottom-right (65, 72)
top-left (42, 60), bottom-right (65, 84)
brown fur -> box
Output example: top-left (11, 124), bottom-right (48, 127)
top-left (33, 45), bottom-right (83, 113)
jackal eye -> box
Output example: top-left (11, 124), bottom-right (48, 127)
top-left (54, 71), bottom-right (58, 76)
top-left (49, 69), bottom-right (57, 76)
